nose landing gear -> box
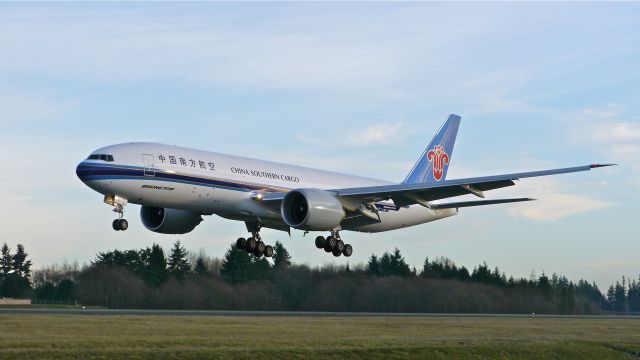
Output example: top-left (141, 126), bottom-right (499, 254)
top-left (105, 195), bottom-right (129, 231)
top-left (112, 218), bottom-right (128, 231)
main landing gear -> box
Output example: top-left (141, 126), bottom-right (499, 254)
top-left (236, 231), bottom-right (274, 258)
top-left (315, 231), bottom-right (353, 257)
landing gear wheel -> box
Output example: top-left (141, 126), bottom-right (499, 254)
top-left (113, 219), bottom-right (128, 231)
top-left (332, 248), bottom-right (342, 257)
top-left (342, 244), bottom-right (353, 257)
top-left (315, 236), bottom-right (326, 249)
top-left (236, 237), bottom-right (247, 250)
top-left (264, 245), bottom-right (274, 258)
top-left (246, 237), bottom-right (257, 253)
top-left (324, 236), bottom-right (337, 252)
top-left (335, 240), bottom-right (345, 254)
top-left (255, 241), bottom-right (266, 257)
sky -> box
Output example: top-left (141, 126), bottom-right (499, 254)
top-left (1, 2), bottom-right (638, 289)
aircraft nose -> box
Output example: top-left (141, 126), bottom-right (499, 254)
top-left (76, 161), bottom-right (89, 183)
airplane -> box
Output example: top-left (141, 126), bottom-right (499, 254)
top-left (76, 114), bottom-right (612, 258)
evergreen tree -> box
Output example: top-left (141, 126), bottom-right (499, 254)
top-left (471, 262), bottom-right (492, 284)
top-left (458, 266), bottom-right (470, 281)
top-left (538, 272), bottom-right (552, 300)
top-left (367, 255), bottom-right (380, 276)
top-left (272, 241), bottom-right (291, 269)
top-left (421, 257), bottom-right (432, 277)
top-left (141, 244), bottom-right (168, 287)
top-left (95, 249), bottom-right (143, 275)
top-left (167, 241), bottom-right (190, 279)
top-left (12, 244), bottom-right (32, 278)
top-left (628, 278), bottom-right (640, 312)
top-left (1, 243), bottom-right (11, 277)
top-left (390, 248), bottom-right (411, 277)
top-left (379, 252), bottom-right (392, 275)
top-left (194, 256), bottom-right (209, 275)
top-left (251, 257), bottom-right (271, 281)
top-left (614, 281), bottom-right (627, 312)
top-left (220, 244), bottom-right (253, 283)
top-left (606, 285), bottom-right (616, 311)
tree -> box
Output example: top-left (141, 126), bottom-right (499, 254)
top-left (605, 285), bottom-right (616, 311)
top-left (167, 241), bottom-right (190, 279)
top-left (1, 243), bottom-right (11, 277)
top-left (12, 244), bottom-right (32, 278)
top-left (367, 255), bottom-right (380, 276)
top-left (141, 244), bottom-right (168, 287)
top-left (390, 248), bottom-right (411, 277)
top-left (628, 278), bottom-right (640, 312)
top-left (471, 262), bottom-right (492, 284)
top-left (193, 256), bottom-right (209, 275)
top-left (220, 245), bottom-right (253, 283)
top-left (272, 241), bottom-right (291, 269)
top-left (251, 257), bottom-right (271, 281)
top-left (95, 249), bottom-right (143, 275)
top-left (614, 281), bottom-right (627, 313)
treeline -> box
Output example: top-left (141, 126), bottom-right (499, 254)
top-left (6, 241), bottom-right (639, 314)
top-left (0, 243), bottom-right (33, 298)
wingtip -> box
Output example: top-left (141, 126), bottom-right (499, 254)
top-left (590, 163), bottom-right (617, 168)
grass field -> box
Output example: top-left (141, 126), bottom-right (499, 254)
top-left (0, 314), bottom-right (638, 359)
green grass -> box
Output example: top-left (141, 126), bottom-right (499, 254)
top-left (0, 315), bottom-right (638, 359)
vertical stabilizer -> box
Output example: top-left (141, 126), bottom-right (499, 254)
top-left (402, 114), bottom-right (461, 184)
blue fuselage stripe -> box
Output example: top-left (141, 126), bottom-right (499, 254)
top-left (76, 163), bottom-right (287, 193)
top-left (76, 162), bottom-right (401, 210)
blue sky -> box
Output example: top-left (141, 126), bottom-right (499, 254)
top-left (1, 3), bottom-right (638, 289)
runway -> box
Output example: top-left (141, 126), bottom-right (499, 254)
top-left (0, 308), bottom-right (638, 319)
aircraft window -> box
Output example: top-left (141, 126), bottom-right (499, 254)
top-left (87, 154), bottom-right (114, 162)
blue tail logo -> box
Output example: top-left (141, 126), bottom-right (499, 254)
top-left (402, 114), bottom-right (461, 184)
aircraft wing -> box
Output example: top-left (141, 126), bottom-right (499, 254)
top-left (261, 164), bottom-right (613, 208)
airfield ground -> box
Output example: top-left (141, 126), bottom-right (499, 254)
top-left (0, 313), bottom-right (638, 359)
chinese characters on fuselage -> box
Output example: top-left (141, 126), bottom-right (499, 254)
top-left (154, 155), bottom-right (300, 183)
top-left (157, 154), bottom-right (215, 170)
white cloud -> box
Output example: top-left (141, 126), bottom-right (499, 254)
top-left (348, 122), bottom-right (403, 147)
top-left (483, 164), bottom-right (613, 221)
top-left (508, 193), bottom-right (612, 222)
top-left (571, 104), bottom-right (640, 185)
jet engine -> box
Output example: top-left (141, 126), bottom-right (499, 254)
top-left (140, 206), bottom-right (202, 234)
top-left (281, 189), bottom-right (345, 231)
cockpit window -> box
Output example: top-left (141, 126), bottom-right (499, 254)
top-left (87, 154), bottom-right (114, 162)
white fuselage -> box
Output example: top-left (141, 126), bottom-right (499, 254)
top-left (76, 142), bottom-right (457, 233)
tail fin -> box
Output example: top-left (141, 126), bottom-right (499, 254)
top-left (402, 114), bottom-right (461, 184)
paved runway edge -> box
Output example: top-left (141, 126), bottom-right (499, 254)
top-left (0, 308), bottom-right (638, 319)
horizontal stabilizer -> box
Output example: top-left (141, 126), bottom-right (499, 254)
top-left (429, 198), bottom-right (535, 209)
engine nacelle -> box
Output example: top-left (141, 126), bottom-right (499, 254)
top-left (140, 206), bottom-right (202, 234)
top-left (281, 189), bottom-right (345, 231)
